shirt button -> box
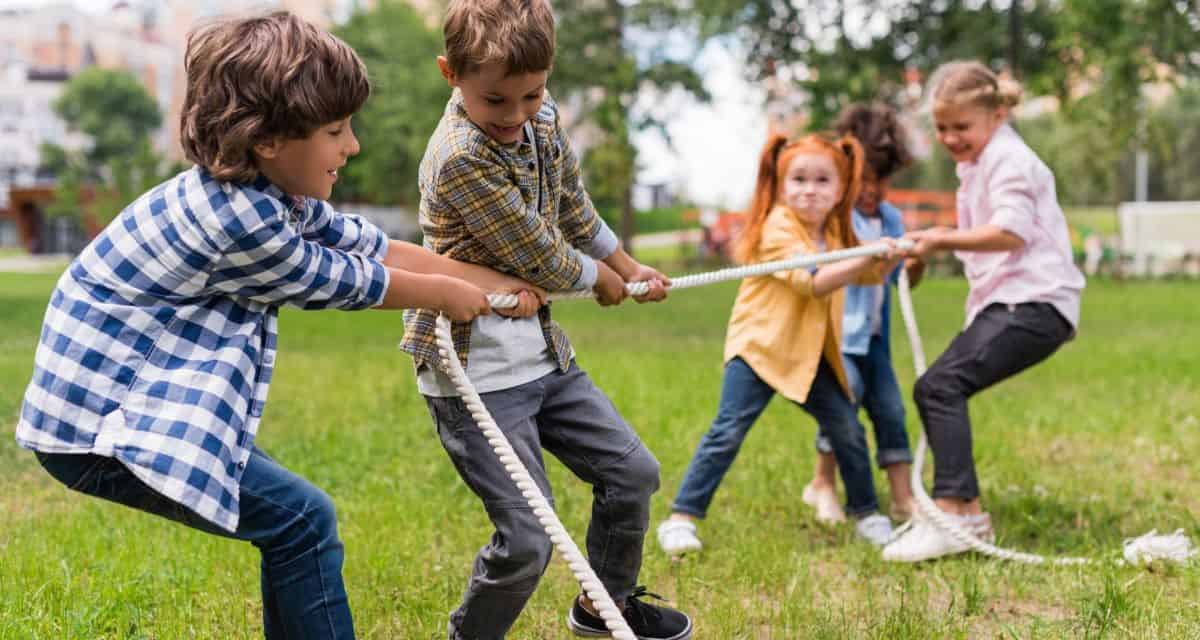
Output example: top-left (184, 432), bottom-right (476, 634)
top-left (263, 353), bottom-right (275, 365)
top-left (527, 162), bottom-right (535, 170)
top-left (531, 267), bottom-right (541, 274)
top-left (237, 461), bottom-right (246, 470)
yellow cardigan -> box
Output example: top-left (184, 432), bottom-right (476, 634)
top-left (723, 205), bottom-right (885, 404)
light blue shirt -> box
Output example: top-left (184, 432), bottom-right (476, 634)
top-left (842, 201), bottom-right (905, 356)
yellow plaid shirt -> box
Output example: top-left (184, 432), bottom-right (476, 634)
top-left (401, 90), bottom-right (607, 370)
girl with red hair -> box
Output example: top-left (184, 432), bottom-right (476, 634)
top-left (657, 133), bottom-right (902, 555)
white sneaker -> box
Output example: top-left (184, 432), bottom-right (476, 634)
top-left (657, 519), bottom-right (702, 555)
top-left (855, 513), bottom-right (894, 546)
top-left (881, 513), bottom-right (995, 562)
top-left (802, 483), bottom-right (846, 524)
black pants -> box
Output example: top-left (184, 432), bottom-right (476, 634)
top-left (913, 302), bottom-right (1073, 500)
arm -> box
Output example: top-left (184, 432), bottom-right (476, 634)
top-left (601, 246), bottom-right (670, 304)
top-left (204, 214), bottom-right (491, 321)
top-left (383, 239), bottom-right (546, 304)
top-left (810, 247), bottom-right (900, 298)
top-left (908, 158), bottom-right (1035, 258)
top-left (907, 224), bottom-right (1025, 258)
top-left (300, 200), bottom-right (389, 259)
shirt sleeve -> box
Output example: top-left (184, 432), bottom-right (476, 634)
top-left (204, 211), bottom-right (389, 310)
top-left (756, 212), bottom-right (815, 297)
top-left (301, 200), bottom-right (390, 260)
top-left (555, 122), bottom-right (618, 260)
top-left (986, 156), bottom-right (1038, 243)
top-left (438, 150), bottom-right (590, 292)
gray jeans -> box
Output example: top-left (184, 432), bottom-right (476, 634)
top-left (425, 362), bottom-right (661, 640)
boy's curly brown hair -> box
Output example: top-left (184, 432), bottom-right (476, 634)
top-left (180, 11), bottom-right (370, 183)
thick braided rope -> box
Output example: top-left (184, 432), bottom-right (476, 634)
top-left (433, 315), bottom-right (636, 639)
top-left (896, 269), bottom-right (1193, 565)
top-left (430, 243), bottom-right (903, 639)
top-left (487, 242), bottom-right (911, 308)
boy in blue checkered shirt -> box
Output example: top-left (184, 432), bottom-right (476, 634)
top-left (15, 11), bottom-right (543, 639)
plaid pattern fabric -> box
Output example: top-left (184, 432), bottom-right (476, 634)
top-left (401, 90), bottom-right (605, 370)
top-left (16, 167), bottom-right (390, 532)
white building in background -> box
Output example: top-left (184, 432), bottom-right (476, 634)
top-left (0, 61), bottom-right (89, 207)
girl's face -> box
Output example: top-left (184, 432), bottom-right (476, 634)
top-left (780, 152), bottom-right (842, 229)
top-left (932, 103), bottom-right (1007, 164)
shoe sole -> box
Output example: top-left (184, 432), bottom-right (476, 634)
top-left (567, 610), bottom-right (694, 640)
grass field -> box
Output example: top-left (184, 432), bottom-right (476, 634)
top-left (1, 271), bottom-right (1197, 639)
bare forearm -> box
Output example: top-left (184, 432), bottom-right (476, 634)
top-left (377, 269), bottom-right (453, 310)
top-left (384, 240), bottom-right (512, 290)
top-left (934, 225), bottom-right (1025, 253)
top-left (601, 246), bottom-right (638, 280)
top-left (811, 256), bottom-right (877, 297)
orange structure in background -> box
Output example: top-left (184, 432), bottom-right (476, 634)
top-left (886, 189), bottom-right (958, 230)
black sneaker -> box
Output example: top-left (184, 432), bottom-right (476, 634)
top-left (567, 586), bottom-right (693, 639)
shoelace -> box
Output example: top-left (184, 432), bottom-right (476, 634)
top-left (624, 586), bottom-right (667, 625)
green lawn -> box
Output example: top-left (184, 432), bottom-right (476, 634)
top-left (1, 272), bottom-right (1197, 639)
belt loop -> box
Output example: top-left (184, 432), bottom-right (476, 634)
top-left (1006, 303), bottom-right (1016, 312)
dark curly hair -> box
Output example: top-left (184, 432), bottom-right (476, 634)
top-left (833, 103), bottom-right (913, 180)
top-left (179, 11), bottom-right (370, 183)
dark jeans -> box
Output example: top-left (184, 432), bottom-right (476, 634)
top-left (35, 446), bottom-right (354, 640)
top-left (913, 302), bottom-right (1073, 500)
top-left (816, 333), bottom-right (913, 468)
top-left (425, 362), bottom-right (660, 640)
top-left (672, 356), bottom-right (879, 519)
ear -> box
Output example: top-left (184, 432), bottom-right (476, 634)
top-left (436, 56), bottom-right (456, 87)
top-left (252, 138), bottom-right (283, 161)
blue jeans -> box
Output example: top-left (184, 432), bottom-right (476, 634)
top-left (816, 333), bottom-right (913, 468)
top-left (672, 357), bottom-right (879, 519)
top-left (35, 447), bottom-right (354, 640)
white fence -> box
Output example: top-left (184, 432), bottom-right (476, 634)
top-left (1117, 201), bottom-right (1200, 277)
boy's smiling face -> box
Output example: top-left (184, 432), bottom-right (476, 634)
top-left (253, 117), bottom-right (359, 200)
top-left (438, 57), bottom-right (547, 144)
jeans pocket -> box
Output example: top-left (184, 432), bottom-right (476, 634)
top-left (428, 396), bottom-right (471, 432)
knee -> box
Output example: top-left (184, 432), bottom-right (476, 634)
top-left (291, 485), bottom-right (340, 550)
top-left (503, 521), bottom-right (555, 583)
top-left (620, 445), bottom-right (661, 498)
top-left (913, 370), bottom-right (954, 407)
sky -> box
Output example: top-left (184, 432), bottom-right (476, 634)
top-left (2, 0), bottom-right (766, 209)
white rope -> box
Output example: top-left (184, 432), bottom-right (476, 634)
top-left (894, 269), bottom-right (1195, 565)
top-left (487, 242), bottom-right (911, 309)
top-left (434, 315), bottom-right (636, 640)
top-left (431, 242), bottom-right (906, 639)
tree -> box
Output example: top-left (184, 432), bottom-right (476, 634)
top-left (552, 0), bottom-right (711, 251)
top-left (52, 67), bottom-right (162, 171)
top-left (688, 0), bottom-right (1068, 130)
top-left (688, 0), bottom-right (1200, 204)
top-left (333, 2), bottom-right (448, 205)
top-left (42, 68), bottom-right (178, 223)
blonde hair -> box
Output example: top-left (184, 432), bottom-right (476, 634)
top-left (925, 60), bottom-right (1022, 114)
top-left (443, 0), bottom-right (556, 77)
top-left (734, 133), bottom-right (864, 265)
top-left (180, 11), bottom-right (370, 183)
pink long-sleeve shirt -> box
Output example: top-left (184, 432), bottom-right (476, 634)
top-left (954, 123), bottom-right (1085, 330)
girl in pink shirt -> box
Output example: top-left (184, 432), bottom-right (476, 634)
top-left (883, 61), bottom-right (1085, 563)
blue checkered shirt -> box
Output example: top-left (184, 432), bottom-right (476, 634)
top-left (16, 167), bottom-right (390, 532)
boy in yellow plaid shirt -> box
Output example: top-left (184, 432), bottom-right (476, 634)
top-left (400, 1), bottom-right (693, 638)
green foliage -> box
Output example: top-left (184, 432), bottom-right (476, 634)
top-left (689, 0), bottom-right (1200, 201)
top-left (332, 2), bottom-right (448, 205)
top-left (53, 68), bottom-right (161, 169)
top-left (43, 68), bottom-right (179, 224)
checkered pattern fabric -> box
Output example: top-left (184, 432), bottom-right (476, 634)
top-left (401, 90), bottom-right (607, 370)
top-left (16, 167), bottom-right (390, 532)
